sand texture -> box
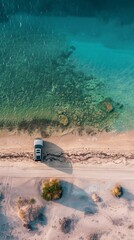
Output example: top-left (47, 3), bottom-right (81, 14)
top-left (0, 130), bottom-right (134, 239)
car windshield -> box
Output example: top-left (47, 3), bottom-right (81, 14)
top-left (35, 145), bottom-right (42, 148)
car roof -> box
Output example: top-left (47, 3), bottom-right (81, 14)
top-left (34, 138), bottom-right (43, 146)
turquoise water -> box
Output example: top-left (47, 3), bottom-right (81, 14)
top-left (71, 40), bottom-right (134, 131)
top-left (0, 15), bottom-right (134, 133)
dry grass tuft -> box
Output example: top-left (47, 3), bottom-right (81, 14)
top-left (111, 184), bottom-right (123, 198)
top-left (18, 205), bottom-right (42, 224)
top-left (17, 197), bottom-right (43, 229)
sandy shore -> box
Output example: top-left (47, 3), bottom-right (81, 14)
top-left (0, 129), bottom-right (134, 240)
top-left (0, 129), bottom-right (134, 153)
top-left (0, 129), bottom-right (134, 167)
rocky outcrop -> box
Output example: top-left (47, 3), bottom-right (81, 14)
top-left (59, 114), bottom-right (69, 126)
top-left (99, 97), bottom-right (114, 113)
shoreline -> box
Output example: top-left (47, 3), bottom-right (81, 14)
top-left (0, 128), bottom-right (134, 152)
top-left (0, 129), bottom-right (134, 167)
top-left (0, 128), bottom-right (134, 151)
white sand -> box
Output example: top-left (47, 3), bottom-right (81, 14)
top-left (0, 130), bottom-right (134, 239)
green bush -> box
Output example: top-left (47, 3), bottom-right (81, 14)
top-left (42, 178), bottom-right (62, 201)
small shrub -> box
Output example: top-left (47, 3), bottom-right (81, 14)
top-left (59, 215), bottom-right (78, 234)
top-left (87, 233), bottom-right (102, 240)
top-left (17, 197), bottom-right (44, 230)
top-left (42, 178), bottom-right (62, 201)
top-left (18, 205), bottom-right (42, 224)
top-left (29, 198), bottom-right (36, 205)
top-left (111, 184), bottom-right (123, 198)
top-left (17, 197), bottom-right (29, 208)
top-left (60, 217), bottom-right (73, 234)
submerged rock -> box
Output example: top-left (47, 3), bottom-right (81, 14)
top-left (99, 97), bottom-right (114, 113)
top-left (59, 114), bottom-right (69, 126)
top-left (92, 97), bottom-right (116, 123)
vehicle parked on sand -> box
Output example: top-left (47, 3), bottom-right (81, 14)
top-left (34, 138), bottom-right (44, 161)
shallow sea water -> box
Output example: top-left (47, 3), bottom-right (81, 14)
top-left (72, 40), bottom-right (134, 131)
top-left (1, 15), bottom-right (134, 132)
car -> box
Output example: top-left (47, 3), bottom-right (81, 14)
top-left (34, 138), bottom-right (44, 161)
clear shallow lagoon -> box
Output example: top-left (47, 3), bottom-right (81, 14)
top-left (72, 40), bottom-right (134, 131)
top-left (1, 15), bottom-right (134, 133)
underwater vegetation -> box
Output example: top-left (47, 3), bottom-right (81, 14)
top-left (0, 21), bottom-right (123, 135)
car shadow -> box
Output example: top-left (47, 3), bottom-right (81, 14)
top-left (41, 141), bottom-right (73, 174)
top-left (56, 180), bottom-right (98, 213)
